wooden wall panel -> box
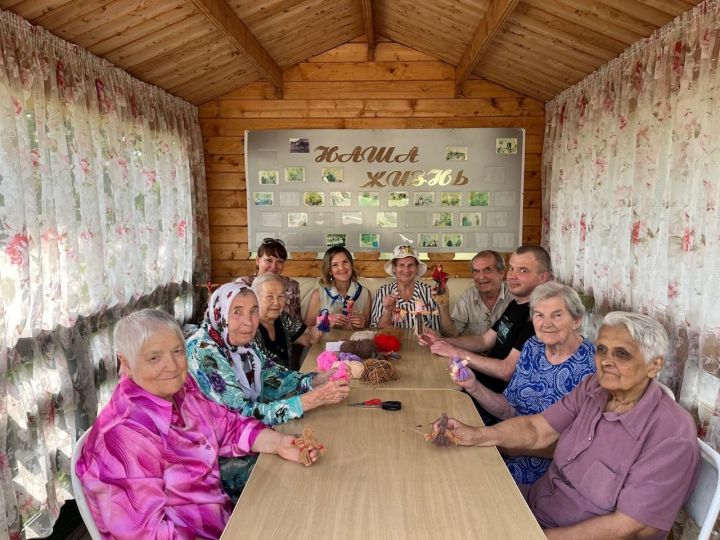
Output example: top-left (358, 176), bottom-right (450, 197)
top-left (200, 40), bottom-right (545, 283)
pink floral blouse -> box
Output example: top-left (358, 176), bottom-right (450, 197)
top-left (76, 376), bottom-right (267, 539)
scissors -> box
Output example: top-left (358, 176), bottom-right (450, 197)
top-left (348, 398), bottom-right (402, 411)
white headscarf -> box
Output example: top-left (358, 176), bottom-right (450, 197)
top-left (205, 282), bottom-right (263, 401)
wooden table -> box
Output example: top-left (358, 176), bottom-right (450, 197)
top-left (301, 329), bottom-right (458, 391)
top-left (222, 388), bottom-right (545, 539)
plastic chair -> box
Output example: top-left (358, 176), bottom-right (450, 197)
top-left (686, 438), bottom-right (720, 540)
top-left (70, 429), bottom-right (103, 540)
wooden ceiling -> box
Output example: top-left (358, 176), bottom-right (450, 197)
top-left (1, 0), bottom-right (701, 105)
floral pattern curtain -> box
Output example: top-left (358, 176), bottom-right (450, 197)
top-left (543, 0), bottom-right (720, 496)
top-left (0, 10), bottom-right (209, 539)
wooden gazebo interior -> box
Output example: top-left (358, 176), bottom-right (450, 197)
top-left (1, 0), bottom-right (703, 282)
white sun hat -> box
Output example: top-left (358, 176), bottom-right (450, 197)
top-left (384, 244), bottom-right (428, 277)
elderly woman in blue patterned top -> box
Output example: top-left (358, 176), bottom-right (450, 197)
top-left (186, 281), bottom-right (349, 499)
top-left (452, 282), bottom-right (595, 484)
top-left (370, 245), bottom-right (439, 332)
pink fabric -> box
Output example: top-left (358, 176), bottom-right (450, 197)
top-left (330, 361), bottom-right (349, 382)
top-left (76, 376), bottom-right (267, 539)
top-left (316, 350), bottom-right (338, 371)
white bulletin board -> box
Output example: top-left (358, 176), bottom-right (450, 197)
top-left (245, 128), bottom-right (524, 252)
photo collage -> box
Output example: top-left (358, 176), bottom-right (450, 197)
top-left (247, 130), bottom-right (523, 251)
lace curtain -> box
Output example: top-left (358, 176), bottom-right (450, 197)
top-left (543, 1), bottom-right (720, 452)
top-left (0, 10), bottom-right (209, 538)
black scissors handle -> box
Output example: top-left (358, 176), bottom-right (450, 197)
top-left (381, 400), bottom-right (402, 411)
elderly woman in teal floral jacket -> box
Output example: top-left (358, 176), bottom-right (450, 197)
top-left (186, 282), bottom-right (349, 498)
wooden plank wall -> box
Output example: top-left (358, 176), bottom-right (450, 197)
top-left (198, 38), bottom-right (545, 283)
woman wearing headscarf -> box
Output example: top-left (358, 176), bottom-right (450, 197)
top-left (186, 282), bottom-right (349, 497)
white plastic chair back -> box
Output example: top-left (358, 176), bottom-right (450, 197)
top-left (657, 381), bottom-right (675, 401)
top-left (686, 438), bottom-right (720, 540)
top-left (70, 429), bottom-right (103, 540)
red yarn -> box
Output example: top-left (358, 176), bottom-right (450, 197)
top-left (374, 334), bottom-right (401, 352)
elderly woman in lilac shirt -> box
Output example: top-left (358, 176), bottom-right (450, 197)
top-left (434, 312), bottom-right (700, 540)
top-left (76, 309), bottom-right (317, 539)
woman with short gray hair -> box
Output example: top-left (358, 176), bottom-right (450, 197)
top-left (77, 309), bottom-right (319, 539)
top-left (450, 282), bottom-right (596, 484)
top-left (434, 311), bottom-right (699, 539)
top-left (252, 272), bottom-right (323, 370)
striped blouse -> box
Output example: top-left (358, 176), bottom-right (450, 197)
top-left (370, 280), bottom-right (440, 332)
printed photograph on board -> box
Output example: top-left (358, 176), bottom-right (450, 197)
top-left (329, 191), bottom-right (352, 206)
top-left (341, 212), bottom-right (363, 225)
top-left (432, 212), bottom-right (453, 227)
top-left (460, 212), bottom-right (482, 227)
top-left (359, 191), bottom-right (380, 207)
top-left (259, 170), bottom-right (279, 185)
top-left (445, 146), bottom-right (468, 161)
top-left (440, 192), bottom-right (462, 207)
top-left (254, 192), bottom-right (274, 206)
top-left (376, 212), bottom-right (397, 228)
top-left (388, 191), bottom-right (409, 207)
top-left (414, 192), bottom-right (435, 207)
top-left (279, 191), bottom-right (300, 206)
top-left (322, 167), bottom-right (343, 183)
top-left (303, 191), bottom-right (325, 206)
top-left (359, 233), bottom-right (380, 249)
top-left (326, 233), bottom-right (346, 247)
top-left (288, 212), bottom-right (308, 227)
top-left (289, 138), bottom-right (310, 153)
top-left (442, 233), bottom-right (463, 248)
top-left (284, 166), bottom-right (305, 183)
top-left (419, 233), bottom-right (439, 248)
top-left (469, 191), bottom-right (490, 206)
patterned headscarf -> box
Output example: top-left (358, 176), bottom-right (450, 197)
top-left (205, 282), bottom-right (263, 401)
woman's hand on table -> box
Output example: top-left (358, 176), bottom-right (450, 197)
top-left (277, 434), bottom-right (319, 467)
top-left (301, 379), bottom-right (350, 411)
top-left (431, 416), bottom-right (478, 446)
top-left (417, 328), bottom-right (440, 347)
top-left (429, 339), bottom-right (462, 358)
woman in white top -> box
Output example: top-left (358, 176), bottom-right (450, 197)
top-left (304, 246), bottom-right (372, 329)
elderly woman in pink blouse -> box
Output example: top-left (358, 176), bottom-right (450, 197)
top-left (76, 309), bottom-right (317, 539)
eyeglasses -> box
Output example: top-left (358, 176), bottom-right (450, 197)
top-left (396, 245), bottom-right (415, 255)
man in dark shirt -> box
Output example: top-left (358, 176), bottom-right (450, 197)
top-left (419, 245), bottom-right (551, 423)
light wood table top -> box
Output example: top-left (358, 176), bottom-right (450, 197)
top-left (222, 388), bottom-right (544, 540)
top-left (300, 329), bottom-right (458, 391)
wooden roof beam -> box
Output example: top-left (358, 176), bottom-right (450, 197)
top-left (360, 0), bottom-right (375, 61)
top-left (455, 0), bottom-right (519, 96)
top-left (190, 0), bottom-right (283, 96)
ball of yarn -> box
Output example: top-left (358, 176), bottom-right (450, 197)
top-left (360, 358), bottom-right (398, 385)
top-left (317, 350), bottom-right (339, 371)
top-left (340, 339), bottom-right (377, 359)
top-left (349, 330), bottom-right (376, 341)
top-left (374, 334), bottom-right (401, 353)
top-left (333, 360), bottom-right (364, 379)
top-left (338, 352), bottom-right (362, 363)
top-left (329, 361), bottom-right (349, 382)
